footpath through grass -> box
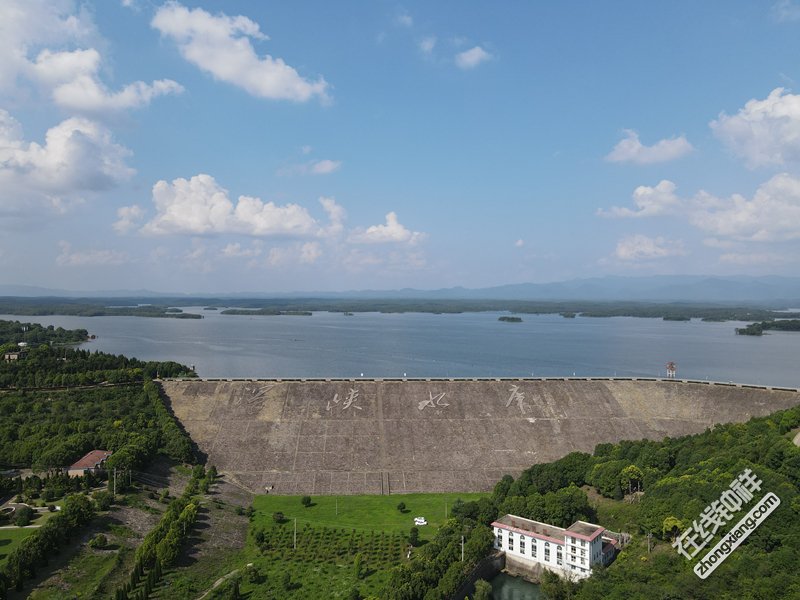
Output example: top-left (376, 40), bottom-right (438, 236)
top-left (252, 492), bottom-right (486, 542)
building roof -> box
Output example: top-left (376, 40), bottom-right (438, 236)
top-left (69, 450), bottom-right (112, 470)
top-left (492, 514), bottom-right (607, 544)
top-left (492, 514), bottom-right (567, 544)
top-left (567, 520), bottom-right (606, 541)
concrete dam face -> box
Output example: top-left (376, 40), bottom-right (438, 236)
top-left (161, 378), bottom-right (800, 495)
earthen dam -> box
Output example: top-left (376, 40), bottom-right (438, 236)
top-left (161, 378), bottom-right (800, 495)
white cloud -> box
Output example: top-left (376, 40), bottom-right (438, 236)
top-left (113, 204), bottom-right (145, 233)
top-left (310, 159), bottom-right (341, 175)
top-left (455, 46), bottom-right (491, 70)
top-left (711, 88), bottom-right (800, 168)
top-left (0, 0), bottom-right (96, 96)
top-left (56, 241), bottom-right (128, 266)
top-left (396, 12), bottom-right (413, 27)
top-left (300, 241), bottom-right (322, 264)
top-left (32, 48), bottom-right (183, 113)
top-left (0, 2), bottom-right (180, 114)
top-left (300, 145), bottom-right (312, 155)
top-left (515, 239), bottom-right (525, 248)
top-left (771, 0), bottom-right (800, 22)
top-left (688, 172), bottom-right (800, 241)
top-left (141, 174), bottom-right (319, 237)
top-left (605, 130), bottom-right (694, 165)
top-left (277, 158), bottom-right (342, 176)
top-left (319, 196), bottom-right (345, 236)
top-left (221, 242), bottom-right (262, 258)
top-left (419, 36), bottom-right (437, 54)
top-left (614, 234), bottom-right (686, 262)
top-left (348, 212), bottom-right (425, 245)
top-left (599, 180), bottom-right (682, 218)
top-left (0, 109), bottom-right (133, 213)
top-left (152, 2), bottom-right (328, 103)
top-left (702, 237), bottom-right (736, 249)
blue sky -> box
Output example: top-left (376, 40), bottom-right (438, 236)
top-left (2, 0), bottom-right (800, 293)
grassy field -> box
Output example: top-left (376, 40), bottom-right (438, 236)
top-left (0, 527), bottom-right (37, 565)
top-left (252, 492), bottom-right (486, 542)
top-left (209, 492), bottom-right (489, 599)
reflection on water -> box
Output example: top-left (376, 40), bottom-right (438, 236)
top-left (489, 572), bottom-right (543, 599)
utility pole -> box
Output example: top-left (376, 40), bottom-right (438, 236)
top-left (445, 501), bottom-right (447, 520)
top-left (335, 498), bottom-right (338, 516)
top-left (647, 532), bottom-right (652, 554)
top-left (113, 468), bottom-right (117, 496)
top-left (461, 536), bottom-right (464, 561)
top-left (294, 518), bottom-right (297, 550)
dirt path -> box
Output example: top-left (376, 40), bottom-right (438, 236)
top-left (195, 563), bottom-right (252, 600)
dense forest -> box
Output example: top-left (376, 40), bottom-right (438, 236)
top-left (385, 404), bottom-right (800, 599)
top-left (0, 319), bottom-right (195, 388)
top-left (736, 319), bottom-right (800, 336)
top-left (2, 296), bottom-right (800, 321)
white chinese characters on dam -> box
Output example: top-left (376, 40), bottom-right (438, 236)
top-left (326, 388), bottom-right (362, 411)
top-left (506, 384), bottom-right (528, 414)
top-left (418, 391), bottom-right (449, 410)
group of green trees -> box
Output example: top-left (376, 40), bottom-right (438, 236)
top-left (736, 319), bottom-right (800, 336)
top-left (0, 321), bottom-right (88, 347)
top-left (114, 465), bottom-right (214, 600)
top-left (0, 381), bottom-right (193, 471)
top-left (1, 493), bottom-right (96, 592)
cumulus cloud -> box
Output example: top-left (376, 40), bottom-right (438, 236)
top-left (0, 2), bottom-right (181, 114)
top-left (319, 196), bottom-right (346, 236)
top-left (455, 46), bottom-right (491, 69)
top-left (605, 130), bottom-right (694, 165)
top-left (419, 36), bottom-right (436, 54)
top-left (113, 204), bottom-right (145, 233)
top-left (152, 2), bottom-right (328, 103)
top-left (0, 109), bottom-right (133, 213)
top-left (515, 239), bottom-right (525, 248)
top-left (36, 49), bottom-right (183, 113)
top-left (688, 173), bottom-right (800, 241)
top-left (599, 180), bottom-right (682, 218)
top-left (300, 241), bottom-right (322, 264)
top-left (614, 234), bottom-right (686, 262)
top-left (396, 12), bottom-right (413, 27)
top-left (348, 212), bottom-right (425, 245)
top-left (711, 88), bottom-right (800, 168)
top-left (140, 174), bottom-right (319, 237)
top-left (56, 241), bottom-right (128, 266)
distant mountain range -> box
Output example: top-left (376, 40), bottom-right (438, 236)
top-left (2, 275), bottom-right (800, 304)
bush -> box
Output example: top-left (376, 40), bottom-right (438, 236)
top-left (15, 505), bottom-right (34, 527)
top-left (89, 533), bottom-right (107, 548)
top-left (397, 501), bottom-right (406, 512)
top-left (273, 511), bottom-right (285, 523)
top-left (408, 526), bottom-right (419, 546)
top-left (301, 495), bottom-right (312, 507)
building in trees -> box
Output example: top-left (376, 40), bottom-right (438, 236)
top-left (67, 449), bottom-right (113, 477)
top-left (492, 514), bottom-right (617, 580)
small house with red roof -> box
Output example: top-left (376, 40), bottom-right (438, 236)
top-left (67, 450), bottom-right (113, 477)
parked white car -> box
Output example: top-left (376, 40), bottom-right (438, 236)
top-left (413, 517), bottom-right (428, 526)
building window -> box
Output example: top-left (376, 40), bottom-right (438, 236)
top-left (581, 549), bottom-right (586, 557)
top-left (531, 543), bottom-right (537, 556)
top-left (520, 539), bottom-right (526, 553)
top-left (508, 538), bottom-right (514, 551)
top-left (544, 549), bottom-right (550, 561)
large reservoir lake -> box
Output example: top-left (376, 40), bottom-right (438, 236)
top-left (3, 309), bottom-right (798, 387)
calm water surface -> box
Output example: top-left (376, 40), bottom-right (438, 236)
top-left (2, 309), bottom-right (798, 386)
top-left (489, 573), bottom-right (543, 599)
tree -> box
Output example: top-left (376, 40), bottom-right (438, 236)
top-left (353, 552), bottom-right (363, 579)
top-left (397, 501), bottom-right (406, 512)
top-left (473, 579), bottom-right (492, 600)
top-left (409, 526), bottom-right (420, 547)
top-left (301, 495), bottom-right (312, 507)
top-left (620, 465), bottom-right (644, 494)
top-left (273, 511), bottom-right (285, 523)
top-left (14, 505), bottom-right (34, 527)
top-left (89, 533), bottom-right (107, 548)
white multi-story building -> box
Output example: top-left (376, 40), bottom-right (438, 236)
top-left (492, 514), bottom-right (617, 580)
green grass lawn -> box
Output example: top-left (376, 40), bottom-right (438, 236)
top-left (253, 492), bottom-right (486, 542)
top-left (0, 527), bottom-right (37, 565)
top-left (227, 492), bottom-right (487, 599)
